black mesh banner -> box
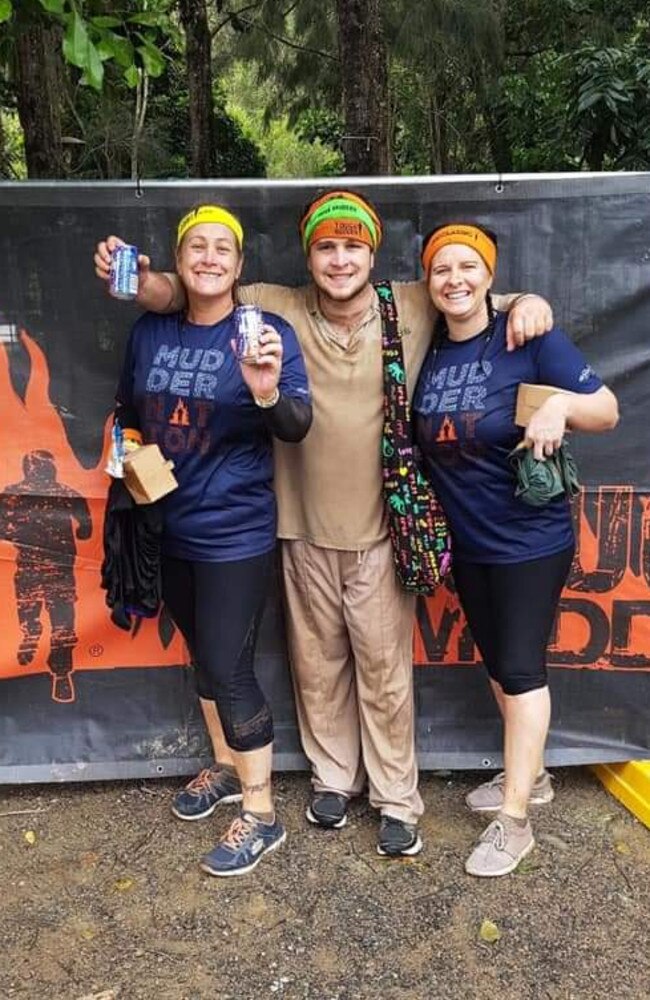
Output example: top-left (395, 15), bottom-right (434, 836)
top-left (0, 175), bottom-right (648, 782)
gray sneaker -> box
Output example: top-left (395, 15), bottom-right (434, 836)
top-left (465, 770), bottom-right (554, 813)
top-left (465, 813), bottom-right (535, 877)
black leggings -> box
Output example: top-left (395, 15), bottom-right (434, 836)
top-left (452, 546), bottom-right (574, 696)
top-left (161, 551), bottom-right (274, 752)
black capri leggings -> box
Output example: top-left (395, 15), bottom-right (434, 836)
top-left (161, 550), bottom-right (274, 752)
top-left (452, 546), bottom-right (574, 696)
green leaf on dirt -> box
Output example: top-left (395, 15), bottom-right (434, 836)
top-left (479, 919), bottom-right (502, 943)
top-left (514, 856), bottom-right (540, 875)
top-left (113, 876), bottom-right (134, 891)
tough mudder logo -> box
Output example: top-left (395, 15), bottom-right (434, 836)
top-left (0, 331), bottom-right (184, 703)
top-left (416, 360), bottom-right (492, 462)
top-left (333, 221), bottom-right (364, 239)
top-left (414, 487), bottom-right (650, 671)
top-left (145, 343), bottom-right (225, 398)
top-left (416, 359), bottom-right (492, 415)
top-left (143, 343), bottom-right (225, 455)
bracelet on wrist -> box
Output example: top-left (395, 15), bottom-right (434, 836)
top-left (253, 388), bottom-right (280, 409)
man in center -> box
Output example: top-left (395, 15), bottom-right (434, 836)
top-left (95, 190), bottom-right (552, 857)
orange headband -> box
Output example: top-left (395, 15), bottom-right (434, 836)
top-left (421, 224), bottom-right (497, 277)
top-left (299, 190), bottom-right (383, 251)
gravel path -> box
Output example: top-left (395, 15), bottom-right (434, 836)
top-left (1, 768), bottom-right (648, 1000)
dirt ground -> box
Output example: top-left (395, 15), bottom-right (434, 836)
top-left (1, 768), bottom-right (649, 1000)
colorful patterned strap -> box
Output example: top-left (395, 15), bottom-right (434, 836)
top-left (375, 281), bottom-right (451, 594)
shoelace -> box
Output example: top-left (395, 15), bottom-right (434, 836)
top-left (480, 819), bottom-right (507, 851)
top-left (222, 815), bottom-right (256, 850)
top-left (186, 767), bottom-right (219, 795)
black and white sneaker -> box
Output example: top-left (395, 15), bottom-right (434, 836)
top-left (306, 791), bottom-right (349, 830)
top-left (377, 815), bottom-right (423, 857)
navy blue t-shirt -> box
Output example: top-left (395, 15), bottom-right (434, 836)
top-left (116, 309), bottom-right (310, 562)
top-left (413, 312), bottom-right (603, 564)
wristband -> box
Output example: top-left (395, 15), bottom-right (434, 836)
top-left (254, 388), bottom-right (280, 409)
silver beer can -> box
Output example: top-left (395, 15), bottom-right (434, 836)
top-left (110, 244), bottom-right (139, 300)
top-left (234, 305), bottom-right (262, 363)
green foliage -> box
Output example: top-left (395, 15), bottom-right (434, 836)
top-left (0, 108), bottom-right (26, 176)
top-left (500, 2), bottom-right (650, 171)
top-left (1, 0), bottom-right (649, 178)
top-left (63, 57), bottom-right (266, 180)
top-left (0, 0), bottom-right (173, 90)
top-left (565, 38), bottom-right (650, 167)
top-left (222, 61), bottom-right (341, 178)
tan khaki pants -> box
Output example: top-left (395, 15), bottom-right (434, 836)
top-left (281, 537), bottom-right (423, 824)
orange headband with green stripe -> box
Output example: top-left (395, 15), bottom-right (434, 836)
top-left (299, 191), bottom-right (383, 251)
top-left (421, 224), bottom-right (497, 277)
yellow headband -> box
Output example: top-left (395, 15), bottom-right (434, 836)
top-left (422, 224), bottom-right (497, 277)
top-left (177, 205), bottom-right (244, 249)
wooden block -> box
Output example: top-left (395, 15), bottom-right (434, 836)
top-left (123, 444), bottom-right (178, 505)
top-left (515, 383), bottom-right (572, 427)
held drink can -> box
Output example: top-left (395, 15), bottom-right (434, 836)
top-left (110, 244), bottom-right (139, 300)
top-left (234, 304), bottom-right (262, 363)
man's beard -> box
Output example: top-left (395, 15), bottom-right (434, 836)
top-left (316, 273), bottom-right (371, 305)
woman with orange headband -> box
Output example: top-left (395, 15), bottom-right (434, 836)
top-left (112, 203), bottom-right (312, 877)
top-left (414, 222), bottom-right (618, 877)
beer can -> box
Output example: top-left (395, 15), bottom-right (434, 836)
top-left (110, 244), bottom-right (139, 300)
top-left (234, 304), bottom-right (262, 363)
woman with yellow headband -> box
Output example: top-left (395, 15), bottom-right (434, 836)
top-left (414, 222), bottom-right (618, 878)
top-left (113, 203), bottom-right (311, 877)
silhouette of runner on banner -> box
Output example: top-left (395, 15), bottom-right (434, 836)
top-left (0, 450), bottom-right (91, 702)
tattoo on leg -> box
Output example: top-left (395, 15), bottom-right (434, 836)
top-left (241, 778), bottom-right (271, 794)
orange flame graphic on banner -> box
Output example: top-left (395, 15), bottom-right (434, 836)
top-left (0, 330), bottom-right (184, 703)
top-left (414, 486), bottom-right (650, 670)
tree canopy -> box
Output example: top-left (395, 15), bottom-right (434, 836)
top-left (0, 0), bottom-right (647, 179)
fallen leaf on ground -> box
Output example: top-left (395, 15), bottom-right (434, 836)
top-left (479, 919), bottom-right (502, 943)
top-left (537, 833), bottom-right (570, 851)
top-left (76, 991), bottom-right (119, 1000)
top-left (23, 830), bottom-right (37, 845)
top-left (113, 876), bottom-right (134, 891)
top-left (615, 842), bottom-right (631, 855)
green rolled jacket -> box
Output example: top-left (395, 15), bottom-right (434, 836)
top-left (508, 441), bottom-right (580, 508)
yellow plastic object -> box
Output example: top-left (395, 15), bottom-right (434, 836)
top-left (592, 760), bottom-right (650, 829)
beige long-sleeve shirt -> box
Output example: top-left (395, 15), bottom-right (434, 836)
top-left (240, 281), bottom-right (436, 550)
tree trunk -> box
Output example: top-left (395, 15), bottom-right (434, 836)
top-left (336, 0), bottom-right (391, 175)
top-left (178, 0), bottom-right (216, 177)
top-left (131, 69), bottom-right (150, 182)
top-left (14, 22), bottom-right (66, 179)
top-left (484, 102), bottom-right (513, 173)
top-left (0, 111), bottom-right (7, 178)
top-left (584, 122), bottom-right (609, 171)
